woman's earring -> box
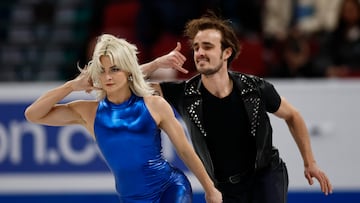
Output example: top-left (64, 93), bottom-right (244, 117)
top-left (128, 75), bottom-right (133, 82)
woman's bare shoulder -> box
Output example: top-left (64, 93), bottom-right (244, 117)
top-left (143, 95), bottom-right (167, 107)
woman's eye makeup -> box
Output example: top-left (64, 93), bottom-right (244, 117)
top-left (110, 66), bottom-right (121, 72)
top-left (100, 66), bottom-right (121, 73)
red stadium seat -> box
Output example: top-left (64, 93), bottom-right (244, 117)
top-left (231, 36), bottom-right (267, 77)
top-left (101, 1), bottom-right (140, 43)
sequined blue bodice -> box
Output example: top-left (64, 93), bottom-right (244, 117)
top-left (94, 94), bottom-right (173, 198)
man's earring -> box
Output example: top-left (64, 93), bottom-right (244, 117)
top-left (128, 75), bottom-right (133, 82)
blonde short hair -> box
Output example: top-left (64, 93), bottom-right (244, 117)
top-left (86, 34), bottom-right (154, 100)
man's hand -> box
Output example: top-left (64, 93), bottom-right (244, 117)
top-left (304, 163), bottom-right (333, 195)
top-left (154, 42), bottom-right (188, 74)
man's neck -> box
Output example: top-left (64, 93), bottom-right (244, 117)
top-left (201, 70), bottom-right (233, 98)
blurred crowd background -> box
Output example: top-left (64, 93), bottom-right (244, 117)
top-left (1, 0), bottom-right (360, 82)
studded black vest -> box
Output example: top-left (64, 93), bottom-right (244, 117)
top-left (160, 71), bottom-right (282, 183)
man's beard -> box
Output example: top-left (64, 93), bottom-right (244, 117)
top-left (197, 61), bottom-right (223, 76)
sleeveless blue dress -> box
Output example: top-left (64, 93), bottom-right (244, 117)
top-left (94, 94), bottom-right (192, 203)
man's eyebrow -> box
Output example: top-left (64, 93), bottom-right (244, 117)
top-left (202, 42), bottom-right (213, 46)
top-left (192, 41), bottom-right (213, 48)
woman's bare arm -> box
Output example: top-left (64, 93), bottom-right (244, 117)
top-left (145, 96), bottom-right (222, 203)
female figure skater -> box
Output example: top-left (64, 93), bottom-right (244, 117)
top-left (24, 34), bottom-right (222, 203)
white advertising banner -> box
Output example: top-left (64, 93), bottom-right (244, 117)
top-left (0, 79), bottom-right (359, 202)
top-left (267, 79), bottom-right (360, 191)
